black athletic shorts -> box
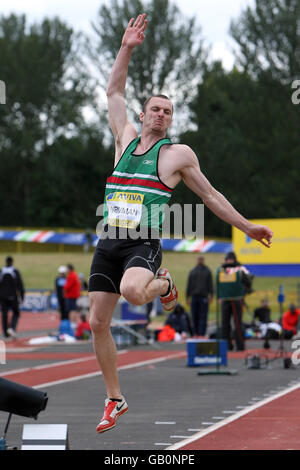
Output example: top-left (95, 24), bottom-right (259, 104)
top-left (88, 233), bottom-right (162, 294)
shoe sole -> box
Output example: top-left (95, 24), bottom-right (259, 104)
top-left (96, 407), bottom-right (128, 434)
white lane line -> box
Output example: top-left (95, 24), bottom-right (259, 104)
top-left (166, 381), bottom-right (300, 450)
top-left (155, 443), bottom-right (172, 446)
top-left (0, 354), bottom-right (97, 377)
top-left (201, 422), bottom-right (214, 425)
top-left (32, 351), bottom-right (186, 389)
top-left (29, 355), bottom-right (96, 370)
top-left (170, 435), bottom-right (193, 439)
top-left (222, 411), bottom-right (236, 414)
top-left (155, 422), bottom-right (176, 425)
top-left (188, 429), bottom-right (203, 432)
top-left (212, 417), bottom-right (224, 420)
top-left (0, 350), bottom-right (128, 377)
top-left (0, 367), bottom-right (30, 376)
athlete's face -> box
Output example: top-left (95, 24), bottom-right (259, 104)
top-left (140, 97), bottom-right (173, 134)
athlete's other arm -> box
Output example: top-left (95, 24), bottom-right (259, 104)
top-left (106, 14), bottom-right (147, 163)
top-left (179, 146), bottom-right (273, 247)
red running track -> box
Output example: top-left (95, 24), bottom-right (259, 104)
top-left (16, 312), bottom-right (60, 331)
top-left (171, 385), bottom-right (300, 450)
top-left (2, 341), bottom-right (300, 450)
top-left (0, 349), bottom-right (186, 387)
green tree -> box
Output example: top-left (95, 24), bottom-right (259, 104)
top-left (89, 0), bottom-right (207, 133)
top-left (179, 62), bottom-right (300, 237)
top-left (29, 126), bottom-right (113, 228)
top-left (230, 0), bottom-right (300, 83)
top-left (0, 14), bottom-right (96, 226)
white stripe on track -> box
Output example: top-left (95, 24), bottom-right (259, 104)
top-left (0, 351), bottom-right (128, 377)
top-left (31, 351), bottom-right (186, 389)
top-left (166, 381), bottom-right (300, 450)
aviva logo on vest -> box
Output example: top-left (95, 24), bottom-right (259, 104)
top-left (106, 192), bottom-right (144, 203)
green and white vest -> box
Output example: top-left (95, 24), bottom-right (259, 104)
top-left (103, 137), bottom-right (173, 230)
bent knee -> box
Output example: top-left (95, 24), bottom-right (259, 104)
top-left (120, 282), bottom-right (145, 306)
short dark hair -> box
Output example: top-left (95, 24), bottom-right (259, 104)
top-left (6, 256), bottom-right (13, 266)
top-left (142, 94), bottom-right (173, 114)
top-left (225, 252), bottom-right (237, 263)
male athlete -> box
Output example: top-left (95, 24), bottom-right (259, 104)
top-left (88, 14), bottom-right (273, 434)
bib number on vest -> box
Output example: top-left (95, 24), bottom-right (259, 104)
top-left (106, 192), bottom-right (144, 228)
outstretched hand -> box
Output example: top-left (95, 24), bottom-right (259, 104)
top-left (247, 224), bottom-right (273, 248)
top-left (122, 13), bottom-right (147, 49)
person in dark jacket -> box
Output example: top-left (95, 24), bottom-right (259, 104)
top-left (253, 298), bottom-right (272, 325)
top-left (0, 256), bottom-right (25, 338)
top-left (186, 255), bottom-right (213, 336)
top-left (165, 303), bottom-right (193, 337)
top-left (55, 266), bottom-right (68, 320)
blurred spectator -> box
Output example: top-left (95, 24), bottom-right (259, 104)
top-left (79, 273), bottom-right (88, 291)
top-left (186, 255), bottom-right (213, 337)
top-left (155, 296), bottom-right (163, 316)
top-left (251, 298), bottom-right (281, 348)
top-left (217, 251), bottom-right (252, 351)
top-left (165, 303), bottom-right (193, 338)
top-left (282, 304), bottom-right (300, 339)
top-left (145, 300), bottom-right (153, 325)
top-left (253, 298), bottom-right (272, 325)
top-left (157, 324), bottom-right (176, 342)
top-left (84, 228), bottom-right (93, 253)
top-left (55, 266), bottom-right (68, 320)
top-left (75, 313), bottom-right (91, 340)
top-left (0, 256), bottom-right (24, 339)
top-left (63, 264), bottom-right (81, 329)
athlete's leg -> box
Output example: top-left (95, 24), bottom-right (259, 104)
top-left (1, 301), bottom-right (9, 338)
top-left (10, 299), bottom-right (20, 332)
top-left (89, 291), bottom-right (121, 399)
top-left (120, 267), bottom-right (169, 306)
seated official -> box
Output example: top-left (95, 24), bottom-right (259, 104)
top-left (165, 303), bottom-right (193, 337)
top-left (282, 304), bottom-right (300, 339)
top-left (253, 298), bottom-right (272, 325)
top-left (75, 313), bottom-right (91, 340)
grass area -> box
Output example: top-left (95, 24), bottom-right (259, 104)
top-left (8, 253), bottom-right (94, 291)
top-left (6, 251), bottom-right (300, 324)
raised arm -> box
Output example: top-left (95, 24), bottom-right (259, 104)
top-left (106, 14), bottom-right (147, 163)
top-left (179, 147), bottom-right (273, 247)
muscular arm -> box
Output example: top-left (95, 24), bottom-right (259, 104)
top-left (106, 15), bottom-right (147, 163)
top-left (179, 146), bottom-right (273, 247)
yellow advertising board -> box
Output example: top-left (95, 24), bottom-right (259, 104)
top-left (233, 218), bottom-right (300, 264)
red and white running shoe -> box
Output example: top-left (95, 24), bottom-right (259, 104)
top-left (96, 396), bottom-right (128, 434)
top-left (157, 268), bottom-right (178, 312)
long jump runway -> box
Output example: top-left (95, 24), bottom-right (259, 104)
top-left (1, 314), bottom-right (300, 450)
